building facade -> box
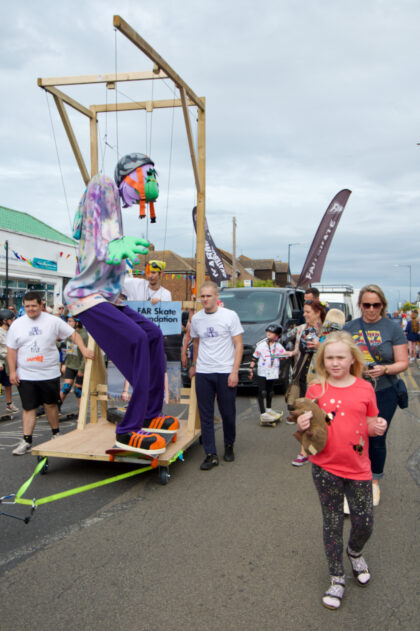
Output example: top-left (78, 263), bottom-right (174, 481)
top-left (0, 206), bottom-right (77, 310)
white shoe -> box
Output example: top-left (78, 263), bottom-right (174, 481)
top-left (260, 412), bottom-right (274, 422)
top-left (265, 408), bottom-right (283, 421)
top-left (13, 439), bottom-right (31, 455)
top-left (343, 495), bottom-right (350, 515)
top-left (372, 483), bottom-right (380, 506)
top-left (6, 402), bottom-right (19, 413)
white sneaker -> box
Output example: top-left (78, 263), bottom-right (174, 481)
top-left (6, 402), bottom-right (19, 413)
top-left (13, 439), bottom-right (31, 455)
top-left (266, 408), bottom-right (283, 421)
top-left (343, 495), bottom-right (350, 515)
top-left (260, 412), bottom-right (274, 422)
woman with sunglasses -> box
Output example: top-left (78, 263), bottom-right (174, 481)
top-left (344, 284), bottom-right (408, 505)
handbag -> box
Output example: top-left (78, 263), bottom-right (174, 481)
top-left (359, 320), bottom-right (408, 409)
top-left (285, 353), bottom-right (311, 410)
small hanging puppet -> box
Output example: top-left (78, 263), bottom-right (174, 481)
top-left (114, 152), bottom-right (159, 223)
top-left (64, 153), bottom-right (179, 455)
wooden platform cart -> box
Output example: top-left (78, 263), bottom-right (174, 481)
top-left (31, 16), bottom-right (206, 483)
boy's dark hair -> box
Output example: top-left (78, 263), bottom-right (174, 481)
top-left (305, 287), bottom-right (320, 298)
top-left (23, 291), bottom-right (42, 304)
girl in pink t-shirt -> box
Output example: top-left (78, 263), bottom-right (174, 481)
top-left (296, 331), bottom-right (387, 611)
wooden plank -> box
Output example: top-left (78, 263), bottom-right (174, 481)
top-left (38, 69), bottom-right (168, 87)
top-left (113, 15), bottom-right (205, 112)
top-left (42, 85), bottom-right (94, 118)
top-left (77, 335), bottom-right (96, 430)
top-left (32, 418), bottom-right (200, 467)
top-left (53, 95), bottom-right (90, 185)
top-left (93, 97), bottom-right (195, 113)
top-left (90, 106), bottom-right (98, 177)
top-left (195, 103), bottom-right (206, 291)
top-left (180, 87), bottom-right (201, 193)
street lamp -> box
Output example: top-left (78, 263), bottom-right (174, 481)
top-left (394, 264), bottom-right (412, 304)
top-left (287, 243), bottom-right (305, 284)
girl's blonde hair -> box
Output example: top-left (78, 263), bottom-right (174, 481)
top-left (313, 331), bottom-right (365, 392)
top-left (358, 284), bottom-right (388, 317)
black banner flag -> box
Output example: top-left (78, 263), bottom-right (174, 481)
top-left (297, 189), bottom-right (351, 289)
top-left (192, 207), bottom-right (228, 283)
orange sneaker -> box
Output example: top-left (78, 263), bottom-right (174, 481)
top-left (142, 416), bottom-right (180, 433)
top-left (115, 430), bottom-right (166, 455)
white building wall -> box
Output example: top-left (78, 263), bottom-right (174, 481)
top-left (0, 229), bottom-right (77, 307)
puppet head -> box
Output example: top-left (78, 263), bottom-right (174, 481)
top-left (114, 152), bottom-right (159, 222)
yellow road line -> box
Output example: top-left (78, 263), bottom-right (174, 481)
top-left (405, 366), bottom-right (418, 390)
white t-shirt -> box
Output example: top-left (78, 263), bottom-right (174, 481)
top-left (6, 312), bottom-right (74, 380)
top-left (253, 338), bottom-right (288, 379)
top-left (190, 307), bottom-right (244, 373)
top-left (123, 277), bottom-right (172, 302)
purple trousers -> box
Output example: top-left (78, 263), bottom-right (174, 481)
top-left (78, 302), bottom-right (165, 433)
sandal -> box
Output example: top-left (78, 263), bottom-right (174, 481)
top-left (347, 547), bottom-right (371, 586)
top-left (322, 576), bottom-right (345, 610)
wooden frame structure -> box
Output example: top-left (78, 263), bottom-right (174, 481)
top-left (32, 16), bottom-right (204, 470)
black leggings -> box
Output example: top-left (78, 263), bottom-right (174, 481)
top-left (312, 464), bottom-right (374, 576)
top-left (256, 376), bottom-right (275, 413)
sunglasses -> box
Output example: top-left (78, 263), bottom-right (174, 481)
top-left (362, 302), bottom-right (382, 309)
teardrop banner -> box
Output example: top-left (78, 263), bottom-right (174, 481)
top-left (297, 189), bottom-right (352, 289)
top-left (192, 207), bottom-right (228, 283)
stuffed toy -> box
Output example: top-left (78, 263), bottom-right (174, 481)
top-left (288, 397), bottom-right (328, 456)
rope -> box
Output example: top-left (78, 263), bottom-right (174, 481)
top-left (45, 91), bottom-right (73, 233)
top-left (5, 451), bottom-right (184, 519)
top-left (162, 85), bottom-right (177, 256)
top-left (114, 27), bottom-right (119, 159)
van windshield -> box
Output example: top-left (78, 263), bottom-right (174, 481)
top-left (220, 291), bottom-right (285, 323)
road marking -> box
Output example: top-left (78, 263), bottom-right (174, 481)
top-left (406, 366), bottom-right (418, 389)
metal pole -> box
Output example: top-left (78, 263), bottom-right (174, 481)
top-left (5, 240), bottom-right (9, 307)
top-left (232, 217), bottom-right (237, 288)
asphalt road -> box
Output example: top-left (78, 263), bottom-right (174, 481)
top-left (0, 370), bottom-right (419, 631)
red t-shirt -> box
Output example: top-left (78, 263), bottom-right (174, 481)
top-left (306, 378), bottom-right (379, 480)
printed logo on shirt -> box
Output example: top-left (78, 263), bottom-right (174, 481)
top-left (29, 326), bottom-right (43, 336)
top-left (204, 326), bottom-right (219, 338)
top-left (351, 329), bottom-right (384, 363)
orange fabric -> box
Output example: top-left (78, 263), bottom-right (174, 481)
top-left (124, 168), bottom-right (146, 219)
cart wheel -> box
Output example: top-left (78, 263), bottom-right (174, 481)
top-left (158, 466), bottom-right (170, 485)
top-left (38, 456), bottom-right (49, 475)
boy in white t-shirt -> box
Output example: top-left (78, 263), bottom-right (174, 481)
top-left (189, 281), bottom-right (244, 470)
top-left (248, 324), bottom-right (292, 425)
top-left (122, 260), bottom-right (172, 304)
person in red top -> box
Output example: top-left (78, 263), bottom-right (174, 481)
top-left (297, 331), bottom-right (387, 611)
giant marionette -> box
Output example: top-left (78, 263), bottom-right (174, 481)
top-left (64, 153), bottom-right (179, 455)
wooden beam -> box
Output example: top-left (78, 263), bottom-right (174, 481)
top-left (37, 69), bottom-right (167, 88)
top-left (41, 85), bottom-right (94, 119)
top-left (90, 106), bottom-right (99, 177)
top-left (195, 103), bottom-right (206, 292)
top-left (113, 15), bottom-right (205, 112)
top-left (93, 97), bottom-right (196, 113)
top-left (53, 95), bottom-right (90, 185)
top-left (180, 87), bottom-right (201, 193)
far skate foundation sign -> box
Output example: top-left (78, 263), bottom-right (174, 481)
top-left (127, 301), bottom-right (182, 335)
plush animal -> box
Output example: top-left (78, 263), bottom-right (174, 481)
top-left (288, 397), bottom-right (328, 456)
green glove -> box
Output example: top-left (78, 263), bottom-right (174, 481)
top-left (106, 236), bottom-right (150, 265)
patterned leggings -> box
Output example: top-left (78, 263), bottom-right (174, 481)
top-left (312, 464), bottom-right (374, 576)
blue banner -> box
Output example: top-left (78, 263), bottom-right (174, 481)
top-left (126, 301), bottom-right (182, 335)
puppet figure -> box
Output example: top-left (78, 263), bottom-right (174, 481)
top-left (64, 153), bottom-right (179, 455)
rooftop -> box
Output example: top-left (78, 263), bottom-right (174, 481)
top-left (0, 205), bottom-right (75, 246)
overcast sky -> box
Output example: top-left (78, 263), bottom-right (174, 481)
top-left (1, 0), bottom-right (419, 309)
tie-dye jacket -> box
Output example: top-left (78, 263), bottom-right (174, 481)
top-left (64, 174), bottom-right (125, 314)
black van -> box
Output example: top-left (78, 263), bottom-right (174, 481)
top-left (219, 286), bottom-right (305, 391)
